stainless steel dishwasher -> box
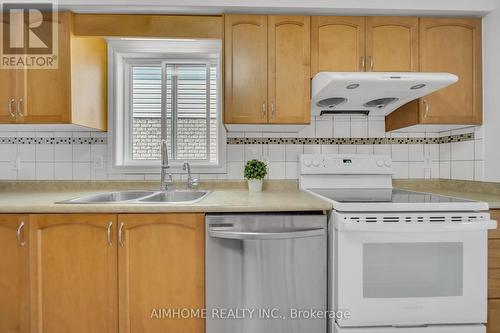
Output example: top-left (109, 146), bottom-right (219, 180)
top-left (206, 213), bottom-right (327, 333)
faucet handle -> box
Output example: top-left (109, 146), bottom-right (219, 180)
top-left (190, 178), bottom-right (199, 187)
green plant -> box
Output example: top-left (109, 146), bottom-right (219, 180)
top-left (244, 159), bottom-right (267, 180)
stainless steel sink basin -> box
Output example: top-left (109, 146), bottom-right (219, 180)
top-left (59, 190), bottom-right (158, 204)
top-left (138, 190), bottom-right (211, 204)
top-left (57, 190), bottom-right (211, 204)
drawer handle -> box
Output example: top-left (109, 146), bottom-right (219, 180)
top-left (423, 100), bottom-right (429, 117)
top-left (118, 222), bottom-right (125, 246)
top-left (360, 56), bottom-right (366, 71)
top-left (208, 228), bottom-right (325, 240)
top-left (107, 221), bottom-right (113, 246)
top-left (16, 221), bottom-right (26, 247)
top-left (8, 98), bottom-right (15, 118)
top-left (17, 98), bottom-right (24, 117)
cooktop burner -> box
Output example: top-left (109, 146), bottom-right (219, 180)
top-left (308, 188), bottom-right (473, 204)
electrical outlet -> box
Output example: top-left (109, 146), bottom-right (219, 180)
top-left (424, 156), bottom-right (431, 168)
top-left (12, 156), bottom-right (20, 170)
top-left (94, 156), bottom-right (104, 170)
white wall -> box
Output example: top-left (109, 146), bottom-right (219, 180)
top-left (483, 3), bottom-right (500, 182)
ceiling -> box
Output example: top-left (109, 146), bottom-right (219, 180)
top-left (57, 0), bottom-right (496, 17)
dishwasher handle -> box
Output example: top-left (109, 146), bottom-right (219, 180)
top-left (208, 228), bottom-right (325, 240)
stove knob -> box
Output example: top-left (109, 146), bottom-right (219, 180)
top-left (376, 160), bottom-right (384, 167)
top-left (304, 160), bottom-right (312, 167)
top-left (385, 160), bottom-right (392, 167)
top-left (312, 160), bottom-right (320, 167)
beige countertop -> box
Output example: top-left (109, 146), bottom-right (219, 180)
top-left (0, 181), bottom-right (332, 214)
top-left (394, 179), bottom-right (500, 209)
top-left (2, 179), bottom-right (499, 214)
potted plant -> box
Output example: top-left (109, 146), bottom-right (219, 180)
top-left (244, 159), bottom-right (267, 192)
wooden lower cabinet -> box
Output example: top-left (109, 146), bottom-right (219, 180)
top-left (118, 213), bottom-right (205, 333)
top-left (29, 214), bottom-right (118, 333)
top-left (0, 213), bottom-right (205, 333)
top-left (0, 215), bottom-right (29, 333)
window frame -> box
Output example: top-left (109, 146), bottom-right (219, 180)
top-left (107, 39), bottom-right (226, 174)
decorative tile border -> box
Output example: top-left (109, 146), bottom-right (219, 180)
top-left (0, 133), bottom-right (473, 146)
top-left (227, 133), bottom-right (474, 145)
top-left (0, 137), bottom-right (107, 145)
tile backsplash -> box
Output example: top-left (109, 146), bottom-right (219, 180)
top-left (0, 116), bottom-right (484, 182)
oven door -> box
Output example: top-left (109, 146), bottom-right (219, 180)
top-left (334, 212), bottom-right (490, 328)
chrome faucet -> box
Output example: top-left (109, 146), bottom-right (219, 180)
top-left (183, 162), bottom-right (198, 190)
top-left (160, 140), bottom-right (174, 191)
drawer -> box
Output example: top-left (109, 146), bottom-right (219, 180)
top-left (488, 299), bottom-right (500, 333)
top-left (489, 269), bottom-right (500, 299)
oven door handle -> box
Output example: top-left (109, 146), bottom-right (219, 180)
top-left (208, 228), bottom-right (326, 240)
top-left (337, 220), bottom-right (497, 233)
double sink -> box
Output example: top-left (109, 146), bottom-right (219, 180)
top-left (59, 190), bottom-right (211, 204)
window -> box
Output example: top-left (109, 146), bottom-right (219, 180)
top-left (108, 39), bottom-right (225, 173)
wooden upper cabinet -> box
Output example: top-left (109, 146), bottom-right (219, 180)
top-left (386, 18), bottom-right (483, 131)
top-left (311, 16), bottom-right (365, 75)
top-left (29, 214), bottom-right (117, 333)
top-left (20, 16), bottom-right (71, 124)
top-left (0, 67), bottom-right (18, 124)
top-left (268, 16), bottom-right (310, 124)
top-left (0, 12), bottom-right (107, 130)
top-left (365, 17), bottom-right (418, 72)
top-left (118, 214), bottom-right (205, 333)
top-left (224, 15), bottom-right (268, 124)
top-left (419, 18), bottom-right (482, 125)
top-left (0, 215), bottom-right (29, 333)
top-left (0, 18), bottom-right (25, 124)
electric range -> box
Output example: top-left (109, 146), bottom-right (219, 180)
top-left (299, 154), bottom-right (496, 333)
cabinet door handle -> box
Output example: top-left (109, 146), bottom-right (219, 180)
top-left (271, 102), bottom-right (276, 118)
top-left (16, 98), bottom-right (24, 117)
top-left (423, 100), bottom-right (429, 117)
top-left (118, 222), bottom-right (125, 247)
top-left (16, 221), bottom-right (26, 247)
top-left (369, 56), bottom-right (374, 71)
top-left (360, 56), bottom-right (366, 71)
top-left (106, 221), bottom-right (113, 246)
top-left (261, 102), bottom-right (267, 118)
top-left (8, 98), bottom-right (15, 118)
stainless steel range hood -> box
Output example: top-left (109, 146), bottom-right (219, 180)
top-left (311, 72), bottom-right (458, 117)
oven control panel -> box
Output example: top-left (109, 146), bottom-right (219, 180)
top-left (299, 154), bottom-right (393, 175)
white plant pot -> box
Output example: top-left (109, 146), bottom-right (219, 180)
top-left (247, 179), bottom-right (263, 192)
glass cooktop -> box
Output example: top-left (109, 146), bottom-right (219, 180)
top-left (308, 188), bottom-right (473, 204)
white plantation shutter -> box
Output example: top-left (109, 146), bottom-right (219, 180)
top-left (132, 66), bottom-right (162, 118)
top-left (131, 62), bottom-right (218, 161)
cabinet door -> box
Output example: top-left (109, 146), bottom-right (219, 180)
top-left (366, 17), bottom-right (418, 72)
top-left (0, 20), bottom-right (22, 124)
top-left (488, 299), bottom-right (500, 333)
top-left (19, 13), bottom-right (71, 124)
top-left (268, 16), bottom-right (310, 124)
top-left (0, 67), bottom-right (18, 123)
top-left (224, 15), bottom-right (268, 124)
top-left (419, 18), bottom-right (482, 124)
top-left (29, 214), bottom-right (117, 333)
top-left (311, 16), bottom-right (365, 75)
top-left (118, 214), bottom-right (205, 333)
top-left (0, 215), bottom-right (29, 333)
